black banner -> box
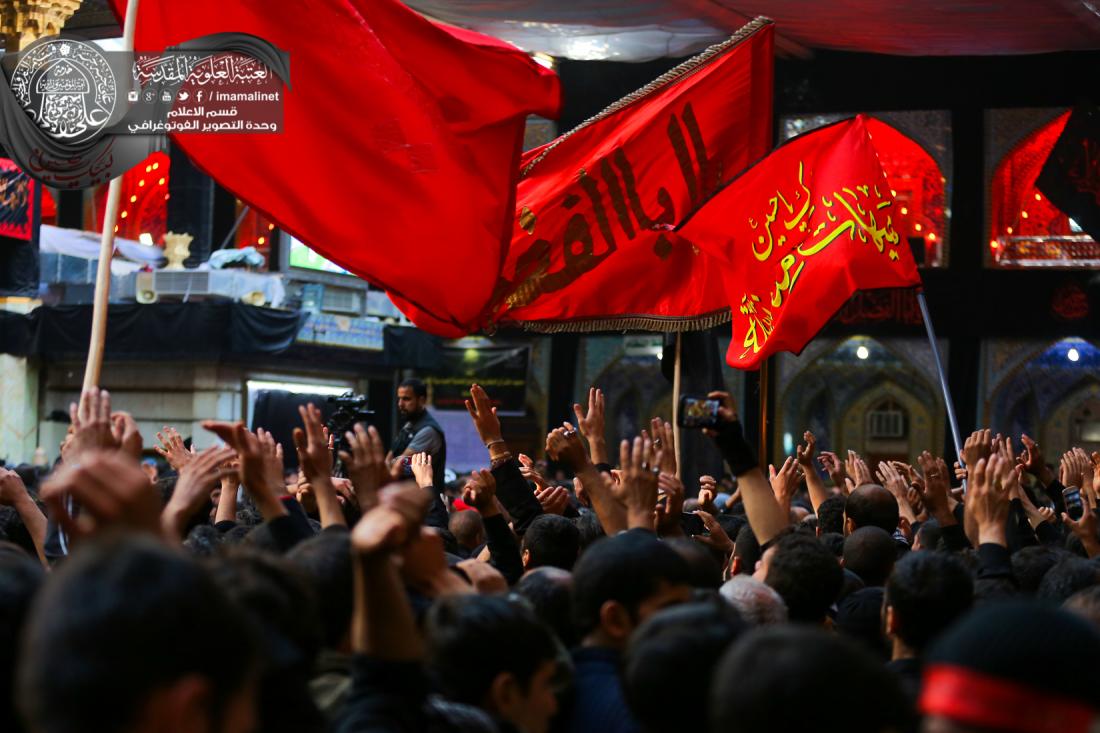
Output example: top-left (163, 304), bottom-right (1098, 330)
top-left (428, 345), bottom-right (529, 415)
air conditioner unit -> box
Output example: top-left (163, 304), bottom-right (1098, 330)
top-left (127, 270), bottom-right (213, 303)
top-left (321, 286), bottom-right (363, 315)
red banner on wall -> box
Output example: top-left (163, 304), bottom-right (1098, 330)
top-left (0, 159), bottom-right (35, 241)
top-left (679, 115), bottom-right (923, 369)
top-left (487, 18), bottom-right (774, 332)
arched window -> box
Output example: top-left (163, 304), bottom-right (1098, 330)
top-left (989, 111), bottom-right (1096, 266)
top-left (867, 398), bottom-right (908, 440)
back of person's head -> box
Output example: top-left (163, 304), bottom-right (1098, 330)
top-left (835, 587), bottom-right (888, 659)
top-left (733, 523), bottom-right (761, 575)
top-left (286, 530), bottom-right (353, 649)
top-left (816, 495), bottom-right (847, 535)
top-left (0, 543), bottom-right (44, 733)
top-left (449, 510), bottom-right (485, 552)
top-left (715, 514), bottom-right (746, 543)
top-left (842, 526), bottom-right (897, 587)
top-left (573, 508), bottom-right (605, 553)
top-left (515, 566), bottom-right (577, 648)
top-left (183, 524), bottom-right (224, 557)
top-left (764, 533), bottom-right (843, 624)
top-left (205, 547), bottom-right (324, 733)
top-left (1065, 585), bottom-right (1100, 629)
top-left (711, 626), bottom-right (910, 733)
top-left (885, 551), bottom-right (972, 655)
top-left (624, 600), bottom-right (746, 733)
top-left (819, 531), bottom-right (845, 558)
top-left (718, 575), bottom-right (787, 625)
top-left (844, 484), bottom-right (899, 534)
top-left (922, 603), bottom-right (1100, 732)
top-left (572, 531), bottom-right (691, 642)
top-left (426, 595), bottom-right (562, 731)
top-left (915, 518), bottom-right (944, 551)
top-left (1036, 556), bottom-right (1100, 603)
top-left (1011, 545), bottom-right (1070, 596)
top-left (522, 514), bottom-right (580, 571)
top-left (665, 537), bottom-right (723, 589)
top-left (19, 535), bottom-right (256, 733)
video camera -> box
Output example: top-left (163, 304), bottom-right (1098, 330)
top-left (326, 391), bottom-right (376, 473)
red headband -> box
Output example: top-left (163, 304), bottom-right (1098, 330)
top-left (920, 664), bottom-right (1096, 733)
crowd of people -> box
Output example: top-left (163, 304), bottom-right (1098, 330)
top-left (0, 378), bottom-right (1099, 733)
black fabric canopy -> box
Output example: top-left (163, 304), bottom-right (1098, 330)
top-left (0, 303), bottom-right (443, 370)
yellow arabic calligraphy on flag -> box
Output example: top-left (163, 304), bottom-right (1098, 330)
top-left (678, 115), bottom-right (922, 369)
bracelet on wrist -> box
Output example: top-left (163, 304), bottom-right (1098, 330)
top-left (485, 439), bottom-right (506, 449)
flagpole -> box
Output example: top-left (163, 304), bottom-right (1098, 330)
top-left (672, 332), bottom-right (682, 480)
top-left (758, 357), bottom-right (769, 467)
top-left (82, 0), bottom-right (140, 392)
top-left (918, 291), bottom-right (964, 467)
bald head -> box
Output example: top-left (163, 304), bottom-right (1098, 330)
top-left (449, 510), bottom-right (485, 551)
top-left (844, 484), bottom-right (899, 535)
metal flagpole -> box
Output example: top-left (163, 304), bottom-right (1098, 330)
top-left (82, 0), bottom-right (141, 391)
top-left (918, 291), bottom-right (964, 466)
top-left (671, 332), bottom-right (682, 479)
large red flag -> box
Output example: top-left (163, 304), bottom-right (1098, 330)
top-left (678, 115), bottom-right (922, 368)
top-left (487, 19), bottom-right (773, 332)
top-left (109, 0), bottom-right (561, 337)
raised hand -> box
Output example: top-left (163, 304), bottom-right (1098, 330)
top-left (1060, 450), bottom-right (1087, 489)
top-left (162, 446), bottom-right (237, 541)
top-left (694, 509), bottom-right (735, 556)
top-left (818, 451), bottom-right (847, 489)
top-left (916, 451), bottom-right (954, 525)
top-left (698, 474), bottom-right (719, 514)
top-left (573, 387), bottom-right (608, 464)
top-left (351, 482), bottom-right (431, 557)
top-left (649, 418), bottom-right (677, 476)
top-left (961, 429), bottom-right (992, 469)
top-left (465, 384), bottom-right (504, 449)
top-left (462, 469), bottom-right (500, 517)
top-left (518, 453), bottom-right (550, 492)
top-left (534, 485), bottom-right (570, 515)
top-left (339, 423), bottom-right (389, 512)
top-left (1062, 477), bottom-right (1100, 558)
top-left (68, 388), bottom-right (119, 460)
top-left (702, 391), bottom-right (738, 437)
top-left (42, 450), bottom-right (162, 539)
top-left (769, 456), bottom-right (803, 515)
top-left (202, 422), bottom-right (287, 519)
top-left (546, 423), bottom-right (590, 473)
top-left (154, 426), bottom-right (194, 471)
top-left (293, 404), bottom-right (346, 528)
top-left (1019, 434), bottom-right (1054, 487)
top-left (968, 452), bottom-right (1013, 547)
top-left (846, 450), bottom-right (873, 487)
top-left (111, 411), bottom-right (143, 460)
top-left (655, 471), bottom-right (685, 536)
top-left (410, 452), bottom-right (433, 489)
top-left (796, 431), bottom-right (817, 469)
top-left (877, 460), bottom-right (917, 523)
top-left (612, 436), bottom-right (660, 530)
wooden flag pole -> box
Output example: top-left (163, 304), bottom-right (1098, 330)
top-left (671, 332), bottom-right (683, 479)
top-left (82, 0), bottom-right (141, 392)
top-left (918, 291), bottom-right (964, 468)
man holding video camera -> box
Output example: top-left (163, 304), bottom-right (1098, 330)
top-left (390, 377), bottom-right (449, 526)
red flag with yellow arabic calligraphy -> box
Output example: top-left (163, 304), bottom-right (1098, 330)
top-left (678, 115), bottom-right (922, 369)
top-left (487, 18), bottom-right (774, 332)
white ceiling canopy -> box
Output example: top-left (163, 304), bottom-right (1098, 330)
top-left (407, 0), bottom-right (1100, 61)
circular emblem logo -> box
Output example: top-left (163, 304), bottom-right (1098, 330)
top-left (10, 39), bottom-right (117, 144)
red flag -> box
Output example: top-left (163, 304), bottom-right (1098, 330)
top-left (678, 115), bottom-right (922, 368)
top-left (109, 0), bottom-right (560, 337)
top-left (488, 19), bottom-right (773, 332)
